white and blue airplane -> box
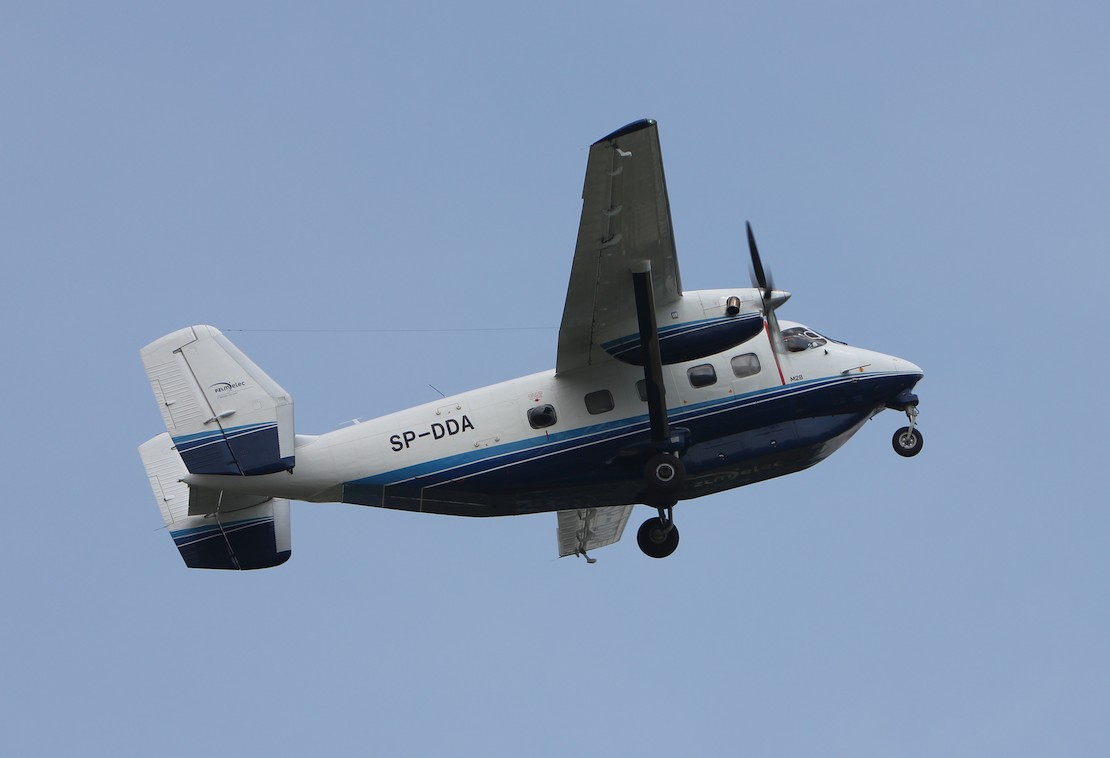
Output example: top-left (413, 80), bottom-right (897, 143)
top-left (139, 119), bottom-right (924, 569)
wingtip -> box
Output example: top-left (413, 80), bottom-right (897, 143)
top-left (592, 119), bottom-right (656, 146)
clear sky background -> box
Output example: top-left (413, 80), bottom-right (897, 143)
top-left (2, 2), bottom-right (1108, 755)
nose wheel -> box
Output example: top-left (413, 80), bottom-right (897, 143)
top-left (892, 405), bottom-right (923, 457)
top-left (637, 506), bottom-right (680, 558)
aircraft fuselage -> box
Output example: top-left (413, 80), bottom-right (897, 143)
top-left (184, 288), bottom-right (923, 517)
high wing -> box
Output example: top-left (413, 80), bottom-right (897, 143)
top-left (556, 506), bottom-right (635, 561)
top-left (556, 119), bottom-right (682, 374)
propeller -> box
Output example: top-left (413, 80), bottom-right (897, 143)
top-left (747, 221), bottom-right (773, 298)
top-left (746, 221), bottom-right (788, 379)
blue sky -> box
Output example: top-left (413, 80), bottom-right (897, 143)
top-left (2, 2), bottom-right (1108, 755)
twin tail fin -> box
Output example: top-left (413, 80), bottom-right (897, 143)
top-left (140, 325), bottom-right (294, 476)
top-left (139, 433), bottom-right (291, 570)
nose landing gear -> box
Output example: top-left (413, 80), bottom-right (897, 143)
top-left (892, 405), bottom-right (923, 457)
top-left (886, 390), bottom-right (923, 458)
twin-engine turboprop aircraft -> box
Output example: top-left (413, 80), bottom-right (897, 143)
top-left (138, 119), bottom-right (924, 569)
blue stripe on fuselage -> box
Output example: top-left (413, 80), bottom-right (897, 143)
top-left (346, 371), bottom-right (918, 492)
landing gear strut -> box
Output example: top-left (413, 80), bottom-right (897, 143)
top-left (637, 505), bottom-right (680, 559)
top-left (638, 457), bottom-right (683, 558)
top-left (629, 258), bottom-right (687, 559)
top-left (892, 405), bottom-right (923, 457)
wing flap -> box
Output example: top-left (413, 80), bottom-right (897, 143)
top-left (556, 505), bottom-right (635, 559)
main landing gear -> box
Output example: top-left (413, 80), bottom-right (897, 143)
top-left (637, 505), bottom-right (679, 559)
top-left (629, 258), bottom-right (689, 560)
top-left (892, 404), bottom-right (923, 457)
top-left (644, 452), bottom-right (686, 494)
top-left (637, 453), bottom-right (685, 558)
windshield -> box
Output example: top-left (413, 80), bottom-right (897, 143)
top-left (782, 327), bottom-right (828, 352)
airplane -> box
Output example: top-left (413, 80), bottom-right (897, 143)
top-left (138, 119), bottom-right (924, 569)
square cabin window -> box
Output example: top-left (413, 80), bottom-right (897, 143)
top-left (731, 353), bottom-right (761, 379)
top-left (687, 364), bottom-right (717, 388)
top-left (584, 390), bottom-right (615, 415)
top-left (636, 380), bottom-right (647, 402)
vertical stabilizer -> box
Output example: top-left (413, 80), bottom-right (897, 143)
top-left (140, 326), bottom-right (294, 475)
top-left (139, 434), bottom-right (291, 569)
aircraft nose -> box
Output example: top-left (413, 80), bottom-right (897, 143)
top-left (894, 357), bottom-right (924, 378)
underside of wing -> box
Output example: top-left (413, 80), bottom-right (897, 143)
top-left (556, 505), bottom-right (635, 560)
top-left (556, 120), bottom-right (682, 374)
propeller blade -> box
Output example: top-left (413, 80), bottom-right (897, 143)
top-left (746, 221), bottom-right (787, 382)
top-left (746, 221), bottom-right (773, 298)
top-left (766, 302), bottom-right (786, 359)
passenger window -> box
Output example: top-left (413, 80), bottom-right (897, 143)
top-left (731, 353), bottom-right (761, 378)
top-left (584, 390), bottom-right (614, 415)
top-left (636, 380), bottom-right (647, 402)
top-left (527, 404), bottom-right (557, 429)
top-left (687, 364), bottom-right (717, 388)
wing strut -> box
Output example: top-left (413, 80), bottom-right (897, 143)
top-left (629, 259), bottom-right (684, 560)
top-left (630, 260), bottom-right (668, 443)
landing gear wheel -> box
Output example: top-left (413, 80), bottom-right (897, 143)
top-left (644, 453), bottom-right (686, 495)
top-left (893, 426), bottom-right (923, 457)
top-left (637, 517), bottom-right (680, 558)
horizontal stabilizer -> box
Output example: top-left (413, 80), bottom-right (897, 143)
top-left (188, 487), bottom-right (272, 516)
top-left (140, 434), bottom-right (291, 570)
top-left (140, 326), bottom-right (294, 476)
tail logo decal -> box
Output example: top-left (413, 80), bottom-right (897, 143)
top-left (210, 381), bottom-right (247, 395)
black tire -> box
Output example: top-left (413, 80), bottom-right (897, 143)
top-left (892, 426), bottom-right (923, 457)
top-left (644, 453), bottom-right (686, 494)
top-left (637, 517), bottom-right (680, 558)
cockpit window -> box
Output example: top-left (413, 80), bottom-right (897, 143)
top-left (782, 327), bottom-right (828, 352)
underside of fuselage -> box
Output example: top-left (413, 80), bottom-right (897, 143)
top-left (339, 369), bottom-right (921, 517)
